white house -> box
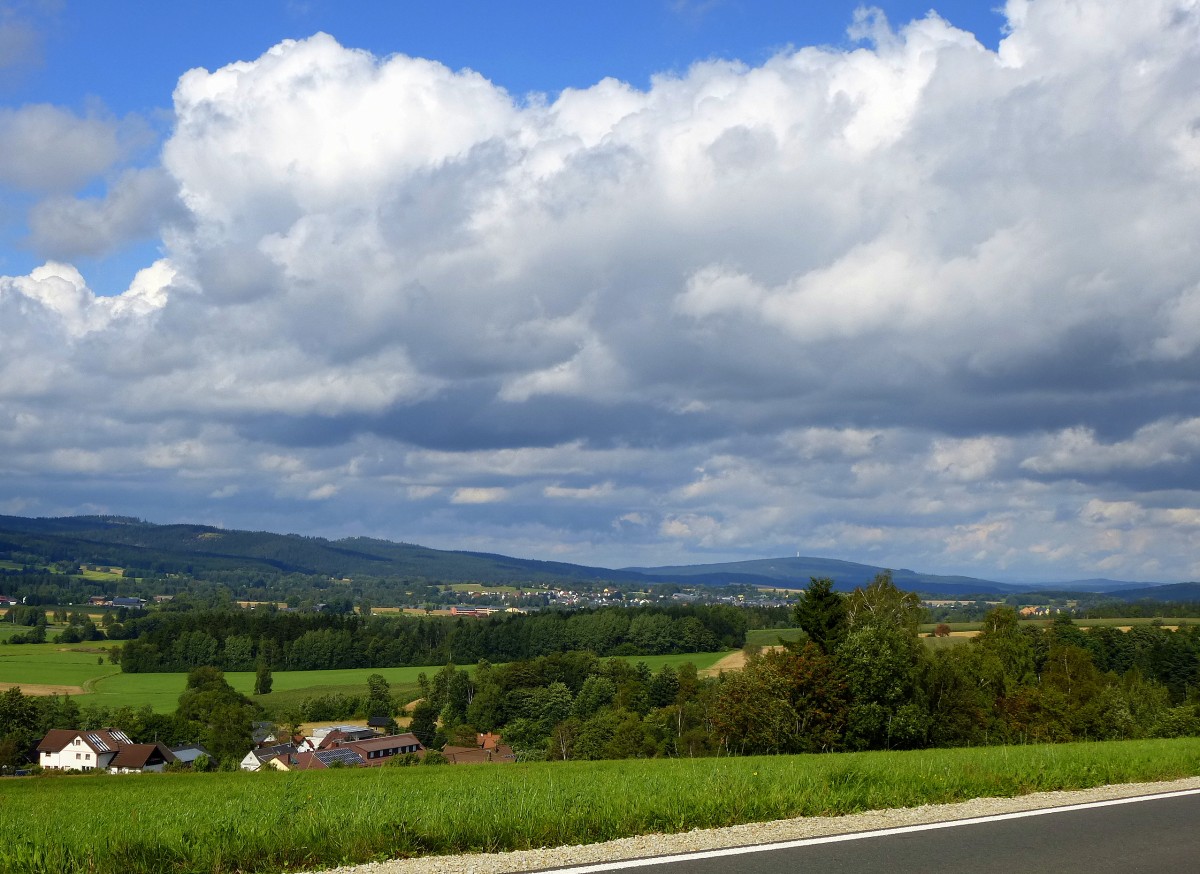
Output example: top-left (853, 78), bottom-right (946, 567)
top-left (241, 741), bottom-right (299, 771)
top-left (36, 729), bottom-right (134, 771)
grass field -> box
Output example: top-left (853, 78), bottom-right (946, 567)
top-left (745, 628), bottom-right (805, 647)
top-left (0, 625), bottom-right (27, 643)
top-left (78, 568), bottom-right (126, 582)
top-left (1, 737), bottom-right (1197, 874)
top-left (0, 647), bottom-right (728, 713)
top-left (444, 583), bottom-right (519, 593)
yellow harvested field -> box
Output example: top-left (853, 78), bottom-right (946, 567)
top-left (700, 646), bottom-right (786, 676)
top-left (701, 650), bottom-right (747, 675)
top-left (0, 681), bottom-right (86, 696)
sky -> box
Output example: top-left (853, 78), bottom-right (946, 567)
top-left (1, 1), bottom-right (1199, 583)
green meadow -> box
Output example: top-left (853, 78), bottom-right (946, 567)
top-left (0, 645), bottom-right (726, 713)
top-left (1, 737), bottom-right (1197, 874)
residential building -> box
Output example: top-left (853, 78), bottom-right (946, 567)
top-left (109, 743), bottom-right (176, 773)
top-left (36, 728), bottom-right (134, 771)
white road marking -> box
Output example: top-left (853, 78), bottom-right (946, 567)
top-left (540, 787), bottom-right (1200, 873)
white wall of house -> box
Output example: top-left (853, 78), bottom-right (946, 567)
top-left (41, 736), bottom-right (115, 771)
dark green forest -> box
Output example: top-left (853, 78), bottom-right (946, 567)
top-left (110, 603), bottom-right (770, 673)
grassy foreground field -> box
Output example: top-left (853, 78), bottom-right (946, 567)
top-left (1, 738), bottom-right (1198, 874)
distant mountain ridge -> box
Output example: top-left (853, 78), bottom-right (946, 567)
top-left (626, 556), bottom-right (1020, 596)
top-left (0, 514), bottom-right (1190, 599)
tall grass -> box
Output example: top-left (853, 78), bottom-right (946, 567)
top-left (2, 738), bottom-right (1199, 874)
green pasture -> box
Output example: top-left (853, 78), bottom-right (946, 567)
top-left (1061, 616), bottom-right (1191, 628)
top-left (444, 583), bottom-right (519, 593)
top-left (78, 568), bottom-right (126, 582)
top-left (0, 560), bottom-right (21, 570)
top-left (2, 737), bottom-right (1198, 874)
top-left (0, 647), bottom-right (727, 713)
top-left (922, 635), bottom-right (970, 649)
top-left (745, 627), bottom-right (805, 647)
top-left (0, 643), bottom-right (115, 689)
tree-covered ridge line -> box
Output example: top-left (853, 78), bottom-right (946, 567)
top-left (0, 514), bottom-right (650, 584)
top-left (11, 513), bottom-right (1188, 602)
top-left (111, 604), bottom-right (772, 673)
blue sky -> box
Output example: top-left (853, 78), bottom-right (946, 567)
top-left (16, 3), bottom-right (1008, 110)
top-left (3, 1), bottom-right (1007, 292)
top-left (3, 0), bottom-right (1200, 582)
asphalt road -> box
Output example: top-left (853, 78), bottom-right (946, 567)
top-left (539, 790), bottom-right (1200, 874)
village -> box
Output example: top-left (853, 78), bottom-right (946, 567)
top-left (34, 721), bottom-right (515, 774)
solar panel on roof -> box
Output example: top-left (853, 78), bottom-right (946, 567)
top-left (315, 748), bottom-right (364, 766)
top-left (111, 730), bottom-right (132, 745)
top-left (87, 733), bottom-right (110, 752)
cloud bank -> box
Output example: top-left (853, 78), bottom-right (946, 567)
top-left (3, 0), bottom-right (1200, 580)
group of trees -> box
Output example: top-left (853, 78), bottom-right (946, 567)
top-left (398, 574), bottom-right (1200, 762)
top-left (112, 604), bottom-right (765, 673)
top-left (0, 668), bottom-right (259, 771)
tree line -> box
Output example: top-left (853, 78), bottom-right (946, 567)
top-left (404, 574), bottom-right (1200, 760)
top-left (112, 604), bottom-right (768, 673)
top-left (0, 666), bottom-right (263, 770)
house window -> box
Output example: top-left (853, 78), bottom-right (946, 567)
top-left (84, 754), bottom-right (90, 760)
top-left (76, 753), bottom-right (81, 760)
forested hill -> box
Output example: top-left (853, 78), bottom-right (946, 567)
top-left (625, 556), bottom-right (1019, 595)
top-left (0, 515), bottom-right (639, 583)
top-left (0, 514), bottom-right (1176, 598)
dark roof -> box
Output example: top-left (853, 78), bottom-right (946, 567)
top-left (317, 727), bottom-right (375, 749)
top-left (36, 729), bottom-right (79, 753)
top-left (315, 748), bottom-right (365, 767)
top-left (37, 728), bottom-right (132, 754)
top-left (367, 716), bottom-right (392, 727)
top-left (250, 742), bottom-right (297, 762)
top-left (110, 743), bottom-right (175, 769)
top-left (346, 733), bottom-right (423, 754)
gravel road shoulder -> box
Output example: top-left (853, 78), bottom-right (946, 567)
top-left (303, 775), bottom-right (1200, 874)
